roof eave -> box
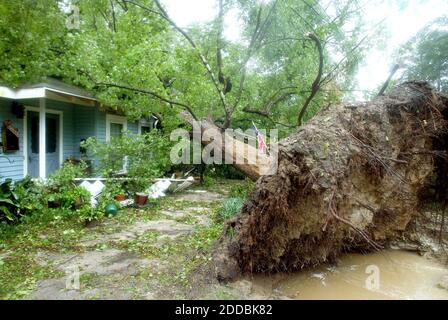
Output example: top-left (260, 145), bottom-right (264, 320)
top-left (0, 85), bottom-right (98, 107)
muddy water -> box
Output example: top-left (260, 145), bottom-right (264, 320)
top-left (250, 250), bottom-right (448, 300)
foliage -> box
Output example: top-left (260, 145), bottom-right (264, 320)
top-left (0, 177), bottom-right (49, 224)
top-left (0, 0), bottom-right (368, 134)
top-left (76, 205), bottom-right (105, 223)
top-left (0, 179), bottom-right (21, 223)
top-left (46, 161), bottom-right (90, 210)
top-left (11, 177), bottom-right (47, 215)
top-left (399, 16), bottom-right (448, 92)
top-left (0, 0), bottom-right (68, 86)
top-left (48, 160), bottom-right (87, 187)
top-left (82, 131), bottom-right (172, 192)
top-left (0, 162), bottom-right (96, 225)
top-left (216, 197), bottom-right (245, 222)
top-left (205, 164), bottom-right (247, 180)
top-left (105, 180), bottom-right (126, 196)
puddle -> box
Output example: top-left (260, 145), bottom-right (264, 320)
top-left (249, 250), bottom-right (448, 300)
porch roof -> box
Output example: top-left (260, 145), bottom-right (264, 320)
top-left (0, 78), bottom-right (98, 107)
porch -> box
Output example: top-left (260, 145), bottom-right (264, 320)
top-left (0, 80), bottom-right (145, 180)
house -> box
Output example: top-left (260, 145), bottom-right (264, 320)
top-left (0, 79), bottom-right (155, 180)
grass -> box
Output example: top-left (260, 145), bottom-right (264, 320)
top-left (0, 252), bottom-right (62, 299)
top-left (0, 178), bottom-right (244, 299)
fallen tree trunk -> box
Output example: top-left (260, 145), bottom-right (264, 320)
top-left (213, 82), bottom-right (448, 280)
top-left (179, 112), bottom-right (274, 180)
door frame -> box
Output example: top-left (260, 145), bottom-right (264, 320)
top-left (23, 106), bottom-right (64, 178)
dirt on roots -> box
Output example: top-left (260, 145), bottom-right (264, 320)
top-left (213, 82), bottom-right (448, 281)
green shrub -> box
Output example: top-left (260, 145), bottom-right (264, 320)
top-left (48, 161), bottom-right (87, 187)
top-left (46, 162), bottom-right (90, 210)
top-left (76, 205), bottom-right (105, 223)
top-left (13, 177), bottom-right (46, 214)
top-left (0, 177), bottom-right (48, 224)
top-left (216, 197), bottom-right (245, 222)
top-left (82, 131), bottom-right (172, 187)
top-left (0, 179), bottom-right (21, 223)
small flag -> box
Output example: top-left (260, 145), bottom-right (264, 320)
top-left (252, 121), bottom-right (267, 154)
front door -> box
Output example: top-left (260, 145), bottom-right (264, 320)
top-left (27, 111), bottom-right (60, 178)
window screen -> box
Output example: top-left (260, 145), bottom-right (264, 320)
top-left (31, 115), bottom-right (39, 154)
top-left (30, 115), bottom-right (57, 154)
top-left (46, 117), bottom-right (57, 153)
top-left (110, 123), bottom-right (123, 138)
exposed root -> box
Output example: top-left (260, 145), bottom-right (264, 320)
top-left (323, 189), bottom-right (383, 251)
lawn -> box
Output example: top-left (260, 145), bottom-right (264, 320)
top-left (0, 179), bottom-right (249, 300)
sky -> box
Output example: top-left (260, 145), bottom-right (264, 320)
top-left (160, 0), bottom-right (448, 101)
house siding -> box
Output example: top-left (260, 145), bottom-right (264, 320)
top-left (0, 98), bottom-right (25, 181)
top-left (73, 105), bottom-right (96, 158)
top-left (1, 97), bottom-right (143, 181)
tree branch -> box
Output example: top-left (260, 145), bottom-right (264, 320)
top-left (123, 0), bottom-right (229, 122)
top-left (216, 0), bottom-right (225, 88)
top-left (377, 64), bottom-right (400, 97)
top-left (232, 0), bottom-right (279, 112)
top-left (95, 82), bottom-right (198, 121)
top-left (298, 33), bottom-right (324, 126)
top-left (319, 18), bottom-right (386, 87)
top-left (110, 0), bottom-right (117, 32)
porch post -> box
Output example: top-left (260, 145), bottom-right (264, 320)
top-left (39, 98), bottom-right (46, 179)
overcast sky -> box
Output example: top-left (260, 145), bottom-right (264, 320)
top-left (160, 0), bottom-right (448, 101)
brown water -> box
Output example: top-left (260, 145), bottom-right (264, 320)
top-left (250, 250), bottom-right (448, 300)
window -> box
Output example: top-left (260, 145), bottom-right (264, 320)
top-left (140, 125), bottom-right (151, 134)
top-left (31, 115), bottom-right (39, 154)
top-left (110, 123), bottom-right (124, 138)
top-left (31, 115), bottom-right (57, 153)
top-left (106, 114), bottom-right (127, 142)
top-left (46, 117), bottom-right (57, 153)
top-left (138, 118), bottom-right (153, 134)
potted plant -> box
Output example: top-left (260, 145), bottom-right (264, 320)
top-left (115, 193), bottom-right (126, 202)
top-left (107, 182), bottom-right (126, 201)
top-left (128, 178), bottom-right (149, 206)
top-left (134, 192), bottom-right (149, 206)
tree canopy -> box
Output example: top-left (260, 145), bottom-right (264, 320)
top-left (0, 0), bottom-right (373, 135)
top-left (399, 16), bottom-right (448, 92)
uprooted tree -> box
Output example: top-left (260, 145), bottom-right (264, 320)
top-left (212, 82), bottom-right (448, 280)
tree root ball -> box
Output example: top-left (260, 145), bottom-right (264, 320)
top-left (213, 82), bottom-right (448, 281)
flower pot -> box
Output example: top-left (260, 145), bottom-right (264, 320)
top-left (134, 192), bottom-right (149, 206)
top-left (114, 194), bottom-right (126, 201)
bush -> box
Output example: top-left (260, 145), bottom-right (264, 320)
top-left (1, 161), bottom-right (103, 226)
top-left (82, 131), bottom-right (172, 192)
top-left (216, 197), bottom-right (245, 222)
top-left (46, 162), bottom-right (90, 210)
top-left (0, 177), bottom-right (48, 224)
top-left (0, 179), bottom-right (21, 223)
